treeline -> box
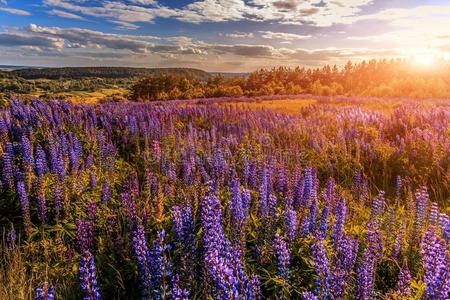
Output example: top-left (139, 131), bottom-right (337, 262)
top-left (130, 58), bottom-right (450, 101)
top-left (10, 67), bottom-right (210, 80)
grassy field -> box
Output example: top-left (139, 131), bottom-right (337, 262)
top-left (214, 96), bottom-right (450, 115)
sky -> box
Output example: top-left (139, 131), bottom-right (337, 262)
top-left (0, 0), bottom-right (449, 71)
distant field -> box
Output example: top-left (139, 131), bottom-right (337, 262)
top-left (202, 96), bottom-right (450, 115)
top-left (220, 98), bottom-right (318, 113)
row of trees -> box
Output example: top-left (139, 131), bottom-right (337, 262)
top-left (130, 58), bottom-right (450, 101)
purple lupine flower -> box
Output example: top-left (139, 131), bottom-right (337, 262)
top-left (35, 145), bottom-right (47, 178)
top-left (133, 224), bottom-right (152, 298)
top-left (101, 180), bottom-right (110, 204)
top-left (284, 208), bottom-right (297, 243)
top-left (292, 169), bottom-right (302, 209)
top-left (226, 243), bottom-right (249, 296)
top-left (355, 248), bottom-right (375, 300)
top-left (332, 197), bottom-right (346, 243)
top-left (361, 179), bottom-right (369, 205)
top-left (325, 178), bottom-right (335, 205)
top-left (120, 191), bottom-right (136, 226)
top-left (79, 250), bottom-right (101, 300)
top-left (17, 181), bottom-right (32, 237)
top-left (274, 234), bottom-right (290, 282)
top-left (268, 194), bottom-right (277, 219)
top-left (276, 165), bottom-right (288, 195)
top-left (353, 169), bottom-right (361, 199)
top-left (396, 263), bottom-right (411, 297)
top-left (301, 166), bottom-right (313, 207)
top-left (248, 161), bottom-right (257, 190)
top-left (308, 195), bottom-right (318, 234)
top-left (34, 179), bottom-right (47, 224)
top-left (391, 231), bottom-right (403, 260)
top-left (152, 140), bottom-right (161, 162)
top-left (230, 178), bottom-right (245, 228)
top-left (86, 201), bottom-right (97, 221)
top-left (420, 226), bottom-right (449, 299)
top-left (150, 229), bottom-right (172, 300)
top-left (89, 171), bottom-right (97, 190)
top-left (50, 141), bottom-right (66, 179)
top-left (242, 188), bottom-right (251, 219)
top-left (172, 274), bottom-right (189, 300)
top-left (245, 274), bottom-right (260, 300)
top-left (330, 235), bottom-right (358, 299)
top-left (84, 153), bottom-right (94, 170)
top-left (201, 184), bottom-right (251, 298)
top-left (201, 188), bottom-right (225, 254)
top-left (180, 206), bottom-right (195, 254)
top-left (167, 163), bottom-right (177, 183)
top-left (370, 191), bottom-right (385, 221)
top-left (2, 142), bottom-right (15, 190)
top-left (396, 175), bottom-right (402, 196)
top-left (76, 218), bottom-right (93, 253)
top-left (34, 283), bottom-right (55, 300)
top-left (302, 291), bottom-right (318, 300)
top-left (414, 187), bottom-right (429, 232)
top-left (172, 206), bottom-right (183, 244)
top-left (367, 221), bottom-right (383, 260)
top-left (53, 184), bottom-right (62, 219)
top-left (301, 215), bottom-right (310, 237)
top-left (311, 240), bottom-right (330, 299)
top-left (438, 213), bottom-right (449, 243)
top-left (7, 224), bottom-right (16, 251)
top-left (68, 136), bottom-right (82, 173)
top-left (429, 202), bottom-right (438, 225)
top-left (21, 135), bottom-right (34, 166)
top-left (317, 204), bottom-right (329, 240)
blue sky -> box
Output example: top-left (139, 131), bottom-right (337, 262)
top-left (0, 0), bottom-right (449, 71)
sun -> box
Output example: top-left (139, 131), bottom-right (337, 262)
top-left (413, 52), bottom-right (436, 67)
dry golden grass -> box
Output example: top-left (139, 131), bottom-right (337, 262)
top-left (216, 97), bottom-right (449, 115)
top-left (0, 248), bottom-right (36, 300)
top-left (219, 98), bottom-right (318, 113)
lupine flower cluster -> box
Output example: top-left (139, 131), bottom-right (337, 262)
top-left (420, 226), bottom-right (449, 299)
top-left (274, 233), bottom-right (290, 283)
top-left (0, 98), bottom-right (448, 299)
top-left (34, 283), bottom-right (55, 300)
top-left (78, 250), bottom-right (101, 300)
top-left (310, 240), bottom-right (330, 299)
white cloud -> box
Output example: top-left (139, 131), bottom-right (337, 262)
top-left (0, 32), bottom-right (64, 50)
top-left (129, 0), bottom-right (157, 5)
top-left (24, 23), bottom-right (159, 53)
top-left (259, 31), bottom-right (311, 41)
top-left (43, 0), bottom-right (180, 28)
top-left (0, 6), bottom-right (31, 15)
top-left (48, 9), bottom-right (84, 19)
top-left (225, 32), bottom-right (254, 39)
top-left (43, 0), bottom-right (374, 27)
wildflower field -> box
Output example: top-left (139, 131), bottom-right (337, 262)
top-left (0, 97), bottom-right (448, 300)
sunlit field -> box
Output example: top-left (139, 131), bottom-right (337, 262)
top-left (0, 96), bottom-right (448, 299)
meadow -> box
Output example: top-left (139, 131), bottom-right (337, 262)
top-left (0, 96), bottom-right (448, 299)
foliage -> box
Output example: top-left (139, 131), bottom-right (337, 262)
top-left (131, 58), bottom-right (450, 101)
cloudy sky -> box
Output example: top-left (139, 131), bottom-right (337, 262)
top-left (0, 0), bottom-right (449, 71)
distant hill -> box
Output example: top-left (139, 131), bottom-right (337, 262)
top-left (0, 65), bottom-right (47, 71)
top-left (209, 72), bottom-right (249, 78)
top-left (11, 67), bottom-right (211, 80)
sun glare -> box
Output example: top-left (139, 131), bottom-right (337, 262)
top-left (413, 52), bottom-right (436, 67)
